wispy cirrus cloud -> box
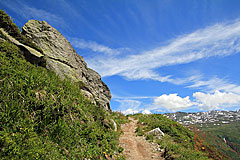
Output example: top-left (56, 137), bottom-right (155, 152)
top-left (88, 20), bottom-right (240, 78)
top-left (115, 99), bottom-right (153, 115)
top-left (121, 108), bottom-right (140, 115)
top-left (85, 19), bottom-right (240, 93)
top-left (1, 0), bottom-right (64, 27)
top-left (112, 95), bottom-right (157, 100)
top-left (187, 75), bottom-right (240, 94)
top-left (114, 99), bottom-right (141, 113)
top-left (22, 6), bottom-right (63, 25)
top-left (70, 38), bottom-right (130, 55)
top-left (112, 95), bottom-right (156, 114)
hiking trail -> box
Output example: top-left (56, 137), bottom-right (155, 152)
top-left (119, 117), bottom-right (164, 160)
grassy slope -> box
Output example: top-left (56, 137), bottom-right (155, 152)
top-left (198, 122), bottom-right (240, 145)
top-left (196, 122), bottom-right (240, 159)
top-left (0, 10), bottom-right (125, 160)
top-left (132, 114), bottom-right (228, 160)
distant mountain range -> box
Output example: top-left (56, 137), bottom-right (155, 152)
top-left (164, 110), bottom-right (240, 126)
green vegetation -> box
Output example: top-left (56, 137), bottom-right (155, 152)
top-left (196, 122), bottom-right (240, 159)
top-left (198, 122), bottom-right (240, 146)
top-left (158, 135), bottom-right (209, 160)
top-left (0, 38), bottom-right (123, 159)
top-left (132, 114), bottom-right (227, 160)
top-left (110, 112), bottom-right (129, 132)
top-left (0, 10), bottom-right (128, 159)
top-left (133, 114), bottom-right (195, 144)
top-left (2, 9), bottom-right (236, 160)
top-left (0, 10), bottom-right (43, 53)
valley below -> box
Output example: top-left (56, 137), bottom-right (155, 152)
top-left (165, 110), bottom-right (240, 159)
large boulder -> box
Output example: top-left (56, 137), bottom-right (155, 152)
top-left (22, 20), bottom-right (111, 111)
top-left (146, 128), bottom-right (165, 139)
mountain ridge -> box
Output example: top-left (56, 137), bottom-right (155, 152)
top-left (164, 110), bottom-right (240, 126)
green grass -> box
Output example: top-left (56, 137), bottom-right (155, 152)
top-left (198, 122), bottom-right (240, 145)
top-left (133, 114), bottom-right (195, 143)
top-left (196, 122), bottom-right (240, 159)
top-left (131, 114), bottom-right (227, 160)
top-left (157, 135), bottom-right (209, 160)
top-left (0, 39), bottom-right (122, 159)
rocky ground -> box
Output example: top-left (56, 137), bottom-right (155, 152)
top-left (119, 117), bottom-right (164, 160)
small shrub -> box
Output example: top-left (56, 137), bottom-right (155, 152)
top-left (145, 134), bottom-right (154, 141)
top-left (135, 126), bottom-right (144, 136)
top-left (118, 146), bottom-right (124, 153)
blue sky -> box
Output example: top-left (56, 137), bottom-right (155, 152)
top-left (1, 0), bottom-right (240, 114)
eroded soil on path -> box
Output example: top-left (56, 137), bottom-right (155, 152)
top-left (119, 117), bottom-right (164, 160)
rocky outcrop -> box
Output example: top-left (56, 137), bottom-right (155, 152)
top-left (0, 28), bottom-right (45, 65)
top-left (22, 20), bottom-right (111, 110)
top-left (146, 128), bottom-right (165, 139)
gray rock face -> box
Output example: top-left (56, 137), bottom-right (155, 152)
top-left (22, 20), bottom-right (111, 111)
top-left (0, 28), bottom-right (45, 65)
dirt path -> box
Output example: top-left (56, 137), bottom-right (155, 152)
top-left (119, 117), bottom-right (163, 160)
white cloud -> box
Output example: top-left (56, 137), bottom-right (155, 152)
top-left (168, 73), bottom-right (240, 94)
top-left (153, 94), bottom-right (195, 112)
top-left (114, 91), bottom-right (240, 113)
top-left (87, 19), bottom-right (240, 81)
top-left (142, 110), bottom-right (152, 114)
top-left (85, 20), bottom-right (240, 93)
top-left (70, 38), bottom-right (129, 55)
top-left (122, 108), bottom-right (139, 115)
top-left (112, 95), bottom-right (157, 99)
top-left (114, 98), bottom-right (153, 115)
top-left (187, 76), bottom-right (240, 94)
top-left (115, 99), bottom-right (141, 113)
top-left (193, 91), bottom-right (240, 110)
top-left (23, 6), bottom-right (63, 24)
top-left (152, 91), bottom-right (240, 112)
